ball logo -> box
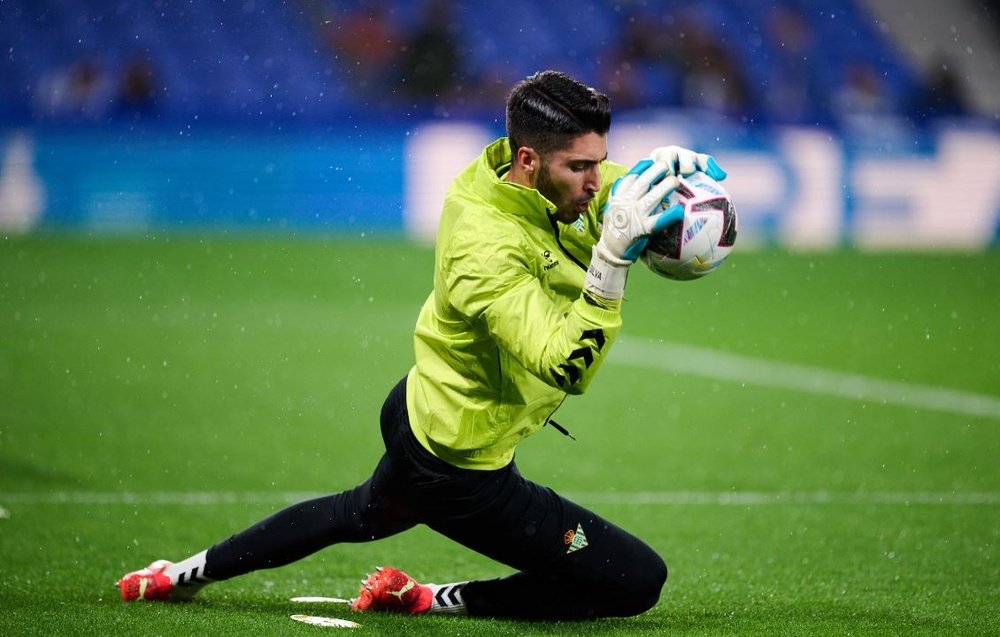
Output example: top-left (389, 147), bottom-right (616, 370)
top-left (683, 216), bottom-right (708, 244)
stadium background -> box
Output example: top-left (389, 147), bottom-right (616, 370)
top-left (1, 0), bottom-right (998, 245)
top-left (1, 2), bottom-right (999, 636)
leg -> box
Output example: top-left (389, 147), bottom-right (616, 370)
top-left (383, 409), bottom-right (666, 620)
top-left (119, 378), bottom-right (420, 600)
top-left (206, 377), bottom-right (421, 580)
top-left (426, 468), bottom-right (667, 620)
top-left (204, 462), bottom-right (417, 580)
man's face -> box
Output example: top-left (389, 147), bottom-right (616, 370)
top-left (535, 132), bottom-right (607, 224)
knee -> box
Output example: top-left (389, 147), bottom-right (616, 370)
top-left (616, 552), bottom-right (668, 617)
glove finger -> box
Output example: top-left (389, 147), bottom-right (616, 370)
top-left (637, 202), bottom-right (683, 238)
top-left (650, 145), bottom-right (682, 175)
top-left (624, 158), bottom-right (654, 178)
top-left (650, 203), bottom-right (685, 234)
top-left (637, 174), bottom-right (679, 213)
top-left (614, 159), bottom-right (651, 198)
top-left (629, 160), bottom-right (670, 198)
top-left (621, 236), bottom-right (649, 262)
top-left (699, 154), bottom-right (727, 181)
top-left (610, 172), bottom-right (636, 196)
top-left (677, 151), bottom-right (698, 176)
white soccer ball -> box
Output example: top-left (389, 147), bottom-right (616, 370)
top-left (641, 171), bottom-right (738, 281)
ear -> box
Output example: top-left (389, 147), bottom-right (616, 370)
top-left (513, 146), bottom-right (540, 181)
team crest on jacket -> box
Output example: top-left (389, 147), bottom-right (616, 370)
top-left (564, 523), bottom-right (589, 554)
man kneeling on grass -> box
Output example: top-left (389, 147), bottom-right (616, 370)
top-left (117, 70), bottom-right (726, 620)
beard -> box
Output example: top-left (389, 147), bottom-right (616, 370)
top-left (536, 164), bottom-right (576, 222)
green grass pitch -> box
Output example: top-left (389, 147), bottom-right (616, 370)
top-left (1, 234), bottom-right (998, 636)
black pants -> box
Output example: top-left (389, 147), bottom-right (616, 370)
top-left (205, 377), bottom-right (667, 620)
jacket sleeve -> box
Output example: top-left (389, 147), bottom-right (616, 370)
top-left (443, 220), bottom-right (622, 395)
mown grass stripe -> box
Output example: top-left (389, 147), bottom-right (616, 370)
top-left (1, 490), bottom-right (997, 506)
top-left (613, 338), bottom-right (1000, 420)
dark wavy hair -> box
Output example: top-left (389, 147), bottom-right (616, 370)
top-left (506, 70), bottom-right (611, 158)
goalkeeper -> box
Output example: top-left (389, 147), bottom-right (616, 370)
top-left (117, 70), bottom-right (725, 620)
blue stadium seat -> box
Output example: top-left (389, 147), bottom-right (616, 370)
top-left (0, 0), bottom-right (920, 127)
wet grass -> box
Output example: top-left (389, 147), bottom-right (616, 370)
top-left (1, 235), bottom-right (997, 636)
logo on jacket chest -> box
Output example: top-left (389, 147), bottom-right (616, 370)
top-left (541, 250), bottom-right (560, 271)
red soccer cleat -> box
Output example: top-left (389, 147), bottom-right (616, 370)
top-left (351, 566), bottom-right (433, 614)
top-left (117, 560), bottom-right (175, 601)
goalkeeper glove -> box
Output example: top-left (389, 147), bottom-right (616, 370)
top-left (584, 159), bottom-right (683, 300)
top-left (650, 145), bottom-right (727, 181)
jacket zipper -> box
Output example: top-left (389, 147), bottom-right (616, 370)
top-left (542, 211), bottom-right (587, 441)
top-left (547, 212), bottom-right (588, 272)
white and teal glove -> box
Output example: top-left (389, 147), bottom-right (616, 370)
top-left (585, 159), bottom-right (683, 300)
top-left (650, 145), bottom-right (727, 181)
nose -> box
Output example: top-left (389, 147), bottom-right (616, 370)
top-left (585, 166), bottom-right (601, 193)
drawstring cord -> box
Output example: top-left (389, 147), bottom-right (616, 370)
top-left (546, 419), bottom-right (576, 441)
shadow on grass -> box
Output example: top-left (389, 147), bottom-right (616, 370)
top-left (74, 591), bottom-right (964, 636)
top-left (191, 595), bottom-right (681, 635)
top-left (0, 452), bottom-right (85, 489)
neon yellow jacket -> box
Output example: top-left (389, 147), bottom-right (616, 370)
top-left (406, 137), bottom-right (629, 470)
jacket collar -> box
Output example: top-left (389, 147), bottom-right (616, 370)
top-left (477, 138), bottom-right (558, 229)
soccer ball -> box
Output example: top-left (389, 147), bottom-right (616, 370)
top-left (641, 172), bottom-right (738, 281)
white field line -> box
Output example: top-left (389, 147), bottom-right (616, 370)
top-left (611, 338), bottom-right (1000, 421)
top-left (572, 491), bottom-right (1000, 506)
top-left (0, 490), bottom-right (997, 506)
